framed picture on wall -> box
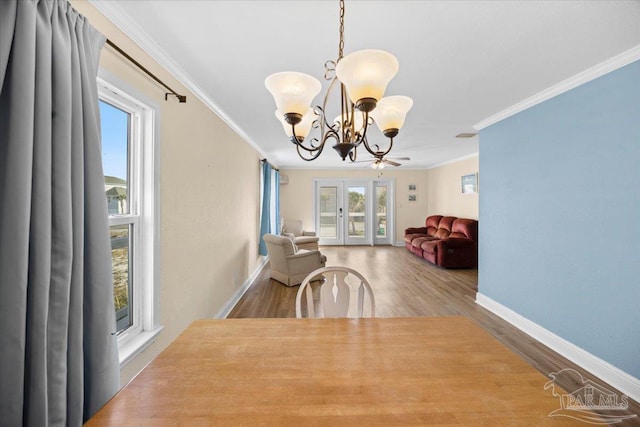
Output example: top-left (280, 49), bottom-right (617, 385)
top-left (461, 173), bottom-right (478, 194)
top-left (408, 184), bottom-right (416, 191)
top-left (408, 194), bottom-right (417, 202)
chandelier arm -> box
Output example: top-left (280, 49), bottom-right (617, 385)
top-left (324, 124), bottom-right (341, 145)
top-left (289, 122), bottom-right (327, 154)
top-left (290, 136), bottom-right (324, 153)
top-left (367, 137), bottom-right (394, 159)
top-left (315, 105), bottom-right (343, 159)
top-left (294, 119), bottom-right (341, 154)
top-left (323, 60), bottom-right (336, 81)
top-left (352, 106), bottom-right (369, 148)
top-left (296, 142), bottom-right (324, 161)
top-left (314, 76), bottom-right (342, 128)
top-left (322, 77), bottom-right (340, 114)
top-left (296, 146), bottom-right (321, 161)
top-left (295, 125), bottom-right (341, 161)
top-left (314, 106), bottom-right (337, 135)
top-left (348, 146), bottom-right (358, 162)
top-left (357, 112), bottom-right (378, 155)
top-left (317, 75), bottom-right (343, 143)
top-left (290, 106), bottom-right (341, 154)
top-left (340, 82), bottom-right (354, 142)
top-left (353, 111), bottom-right (373, 148)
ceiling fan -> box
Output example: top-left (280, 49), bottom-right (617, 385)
top-left (354, 154), bottom-right (410, 169)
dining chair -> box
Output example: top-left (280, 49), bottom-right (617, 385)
top-left (295, 266), bottom-right (375, 318)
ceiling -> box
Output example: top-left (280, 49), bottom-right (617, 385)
top-left (90, 0), bottom-right (640, 169)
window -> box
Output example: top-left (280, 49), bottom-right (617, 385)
top-left (100, 100), bottom-right (132, 332)
top-left (375, 184), bottom-right (387, 238)
top-left (98, 76), bottom-right (161, 366)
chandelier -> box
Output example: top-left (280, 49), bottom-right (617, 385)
top-left (265, 0), bottom-right (413, 162)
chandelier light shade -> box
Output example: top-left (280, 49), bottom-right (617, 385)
top-left (265, 0), bottom-right (412, 163)
top-left (370, 96), bottom-right (414, 138)
top-left (265, 72), bottom-right (321, 122)
top-left (335, 49), bottom-right (399, 111)
top-left (276, 109), bottom-right (314, 140)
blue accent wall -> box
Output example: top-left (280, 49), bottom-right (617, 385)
top-left (479, 60), bottom-right (640, 379)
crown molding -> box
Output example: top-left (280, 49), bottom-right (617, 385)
top-left (427, 152), bottom-right (479, 170)
top-left (474, 45), bottom-right (640, 131)
top-left (280, 155), bottom-right (479, 171)
top-left (280, 166), bottom-right (430, 171)
top-left (88, 0), bottom-right (268, 159)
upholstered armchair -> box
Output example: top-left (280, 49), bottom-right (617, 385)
top-left (281, 219), bottom-right (319, 250)
top-left (263, 234), bottom-right (326, 287)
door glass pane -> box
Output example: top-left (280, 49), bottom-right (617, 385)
top-left (111, 224), bottom-right (132, 332)
top-left (348, 186), bottom-right (366, 238)
top-left (100, 101), bottom-right (130, 215)
top-left (375, 185), bottom-right (387, 238)
top-left (319, 186), bottom-right (338, 238)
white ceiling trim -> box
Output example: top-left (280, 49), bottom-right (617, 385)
top-left (280, 165), bottom-right (431, 171)
top-left (427, 153), bottom-right (479, 170)
top-left (89, 0), bottom-right (269, 159)
top-left (474, 44), bottom-right (640, 131)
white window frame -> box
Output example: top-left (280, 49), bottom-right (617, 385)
top-left (98, 72), bottom-right (162, 368)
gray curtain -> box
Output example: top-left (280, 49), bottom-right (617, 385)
top-left (0, 0), bottom-right (119, 425)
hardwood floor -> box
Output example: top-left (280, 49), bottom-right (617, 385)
top-left (228, 246), bottom-right (640, 425)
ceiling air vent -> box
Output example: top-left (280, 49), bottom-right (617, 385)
top-left (456, 133), bottom-right (478, 138)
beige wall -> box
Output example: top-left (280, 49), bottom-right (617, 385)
top-left (72, 2), bottom-right (263, 385)
top-left (426, 156), bottom-right (479, 220)
top-left (280, 169), bottom-right (429, 244)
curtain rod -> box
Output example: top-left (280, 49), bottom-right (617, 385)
top-left (105, 39), bottom-right (187, 103)
top-left (261, 158), bottom-right (279, 171)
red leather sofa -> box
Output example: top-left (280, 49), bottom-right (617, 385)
top-left (404, 215), bottom-right (478, 268)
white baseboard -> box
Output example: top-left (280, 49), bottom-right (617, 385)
top-left (215, 257), bottom-right (269, 319)
top-left (476, 293), bottom-right (640, 403)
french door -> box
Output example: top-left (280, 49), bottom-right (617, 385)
top-left (315, 179), bottom-right (394, 246)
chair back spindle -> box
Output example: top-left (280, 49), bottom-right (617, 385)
top-left (296, 266), bottom-right (375, 318)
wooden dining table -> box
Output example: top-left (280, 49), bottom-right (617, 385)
top-left (86, 316), bottom-right (591, 426)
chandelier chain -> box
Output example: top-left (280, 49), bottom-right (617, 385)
top-left (338, 0), bottom-right (345, 60)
